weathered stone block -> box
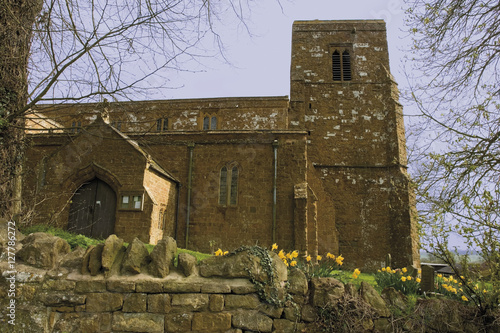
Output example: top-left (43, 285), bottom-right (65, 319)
top-left (148, 294), bottom-right (171, 313)
top-left (75, 280), bottom-right (106, 293)
top-left (360, 281), bottom-right (390, 318)
top-left (192, 312), bottom-right (232, 331)
top-left (171, 293), bottom-right (209, 312)
top-left (209, 294), bottom-right (225, 312)
top-left (232, 310), bottom-right (273, 332)
top-left (283, 306), bottom-right (300, 321)
top-left (273, 319), bottom-right (303, 333)
top-left (17, 232), bottom-right (70, 269)
top-left (101, 234), bottom-right (125, 277)
top-left (123, 293), bottom-right (147, 313)
top-left (224, 294), bottom-right (259, 310)
top-left (201, 282), bottom-right (231, 293)
top-left (163, 281), bottom-right (201, 293)
top-left (136, 280), bottom-right (163, 293)
top-left (121, 238), bottom-right (150, 275)
top-left (259, 304), bottom-right (284, 319)
top-left (59, 246), bottom-right (86, 270)
top-left (165, 313), bottom-right (193, 333)
top-left (88, 243), bottom-right (104, 276)
top-left (301, 304), bottom-right (318, 322)
top-left (112, 312), bottom-right (164, 333)
top-left (199, 249), bottom-right (286, 283)
top-left (148, 236), bottom-right (177, 278)
top-left (178, 252), bottom-right (197, 277)
top-left (39, 293), bottom-right (86, 307)
top-left (42, 279), bottom-right (75, 291)
top-left (86, 292), bottom-right (122, 312)
top-left (107, 280), bottom-right (135, 292)
top-left (288, 268), bottom-right (308, 295)
top-left (310, 277), bottom-right (345, 307)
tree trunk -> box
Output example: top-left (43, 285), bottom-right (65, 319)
top-left (0, 0), bottom-right (43, 219)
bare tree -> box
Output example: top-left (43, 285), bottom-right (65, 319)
top-left (0, 0), bottom-right (259, 218)
top-left (405, 0), bottom-right (499, 311)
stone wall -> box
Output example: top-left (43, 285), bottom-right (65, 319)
top-left (0, 231), bottom-right (395, 332)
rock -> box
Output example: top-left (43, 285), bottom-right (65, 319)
top-left (101, 234), bottom-right (124, 276)
top-left (16, 232), bottom-right (70, 269)
top-left (171, 294), bottom-right (209, 312)
top-left (310, 277), bottom-right (345, 307)
top-left (121, 238), bottom-right (150, 275)
top-left (88, 243), bottom-right (104, 276)
top-left (381, 287), bottom-right (407, 312)
top-left (86, 293), bottom-right (123, 312)
top-left (148, 237), bottom-right (176, 277)
top-left (148, 294), bottom-right (171, 313)
top-left (232, 309), bottom-right (273, 332)
top-left (360, 281), bottom-right (391, 318)
top-left (199, 248), bottom-right (286, 283)
top-left (81, 245), bottom-right (94, 274)
top-left (112, 313), bottom-right (164, 333)
top-left (344, 282), bottom-right (357, 297)
top-left (288, 268), bottom-right (308, 295)
top-left (59, 246), bottom-right (86, 270)
top-left (301, 304), bottom-right (318, 322)
top-left (178, 252), bottom-right (197, 276)
top-left (165, 313), bottom-right (193, 333)
top-left (192, 312), bottom-right (232, 331)
top-left (224, 294), bottom-right (260, 310)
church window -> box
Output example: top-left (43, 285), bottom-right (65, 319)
top-left (70, 121), bottom-right (82, 133)
top-left (332, 48), bottom-right (352, 81)
top-left (201, 112), bottom-right (218, 130)
top-left (219, 164), bottom-right (238, 206)
top-left (156, 118), bottom-right (168, 132)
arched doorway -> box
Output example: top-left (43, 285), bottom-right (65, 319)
top-left (68, 178), bottom-right (116, 239)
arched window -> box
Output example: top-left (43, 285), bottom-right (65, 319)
top-left (202, 113), bottom-right (217, 130)
top-left (219, 164), bottom-right (238, 206)
top-left (332, 49), bottom-right (352, 81)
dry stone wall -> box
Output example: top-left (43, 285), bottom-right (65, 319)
top-left (0, 231), bottom-right (400, 332)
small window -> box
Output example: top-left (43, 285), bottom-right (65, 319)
top-left (219, 164), bottom-right (238, 206)
top-left (201, 113), bottom-right (218, 130)
top-left (332, 48), bottom-right (352, 81)
top-left (120, 193), bottom-right (143, 210)
top-left (156, 118), bottom-right (168, 132)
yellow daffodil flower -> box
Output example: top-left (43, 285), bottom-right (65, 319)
top-left (317, 255), bottom-right (322, 261)
top-left (326, 252), bottom-right (335, 259)
top-left (306, 255), bottom-right (312, 262)
top-left (461, 296), bottom-right (468, 302)
top-left (381, 267), bottom-right (386, 272)
top-left (215, 249), bottom-right (223, 256)
top-left (290, 261), bottom-right (297, 267)
top-left (416, 278), bottom-right (421, 283)
top-left (401, 277), bottom-right (407, 282)
top-left (402, 267), bottom-right (407, 273)
top-left (271, 243), bottom-right (278, 250)
top-left (292, 250), bottom-right (299, 258)
top-left (407, 276), bottom-right (412, 281)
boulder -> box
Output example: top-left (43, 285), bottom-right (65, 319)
top-left (148, 237), bottom-right (177, 278)
top-left (178, 252), bottom-right (197, 277)
top-left (88, 243), bottom-right (104, 276)
top-left (360, 281), bottom-right (391, 318)
top-left (16, 232), bottom-right (70, 269)
top-left (199, 247), bottom-right (286, 283)
top-left (121, 238), bottom-right (150, 275)
top-left (288, 268), bottom-right (308, 295)
top-left (310, 277), bottom-right (345, 307)
top-left (101, 234), bottom-right (125, 276)
top-left (381, 287), bottom-right (407, 312)
top-left (59, 246), bottom-right (86, 270)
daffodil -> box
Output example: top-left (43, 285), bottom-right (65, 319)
top-left (286, 252), bottom-right (292, 260)
top-left (461, 295), bottom-right (468, 302)
top-left (401, 276), bottom-right (407, 282)
top-left (437, 274), bottom-right (443, 278)
top-left (291, 250), bottom-right (299, 258)
top-left (290, 260), bottom-right (297, 267)
top-left (326, 252), bottom-right (335, 259)
top-left (336, 255), bottom-right (344, 266)
top-left (402, 267), bottom-right (407, 273)
top-left (317, 255), bottom-right (322, 261)
top-left (381, 267), bottom-right (386, 272)
top-left (223, 251), bottom-right (229, 256)
top-left (215, 249), bottom-right (223, 256)
top-left (278, 250), bottom-right (285, 259)
top-left (272, 243), bottom-right (278, 250)
top-left (306, 255), bottom-right (312, 262)
top-left (416, 278), bottom-right (421, 283)
top-left (407, 276), bottom-right (412, 281)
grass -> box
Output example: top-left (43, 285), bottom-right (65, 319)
top-left (20, 225), bottom-right (211, 262)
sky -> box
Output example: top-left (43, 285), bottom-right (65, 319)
top-left (162, 0), bottom-right (410, 100)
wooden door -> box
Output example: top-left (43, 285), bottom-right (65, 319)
top-left (68, 178), bottom-right (116, 239)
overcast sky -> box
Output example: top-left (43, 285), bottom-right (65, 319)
top-left (162, 0), bottom-right (410, 100)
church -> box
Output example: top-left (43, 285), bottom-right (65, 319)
top-left (23, 20), bottom-right (420, 270)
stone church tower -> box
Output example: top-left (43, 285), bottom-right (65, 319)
top-left (289, 20), bottom-right (419, 268)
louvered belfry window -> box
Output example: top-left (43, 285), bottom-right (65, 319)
top-left (332, 49), bottom-right (352, 81)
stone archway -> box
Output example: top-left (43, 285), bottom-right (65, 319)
top-left (68, 178), bottom-right (116, 239)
